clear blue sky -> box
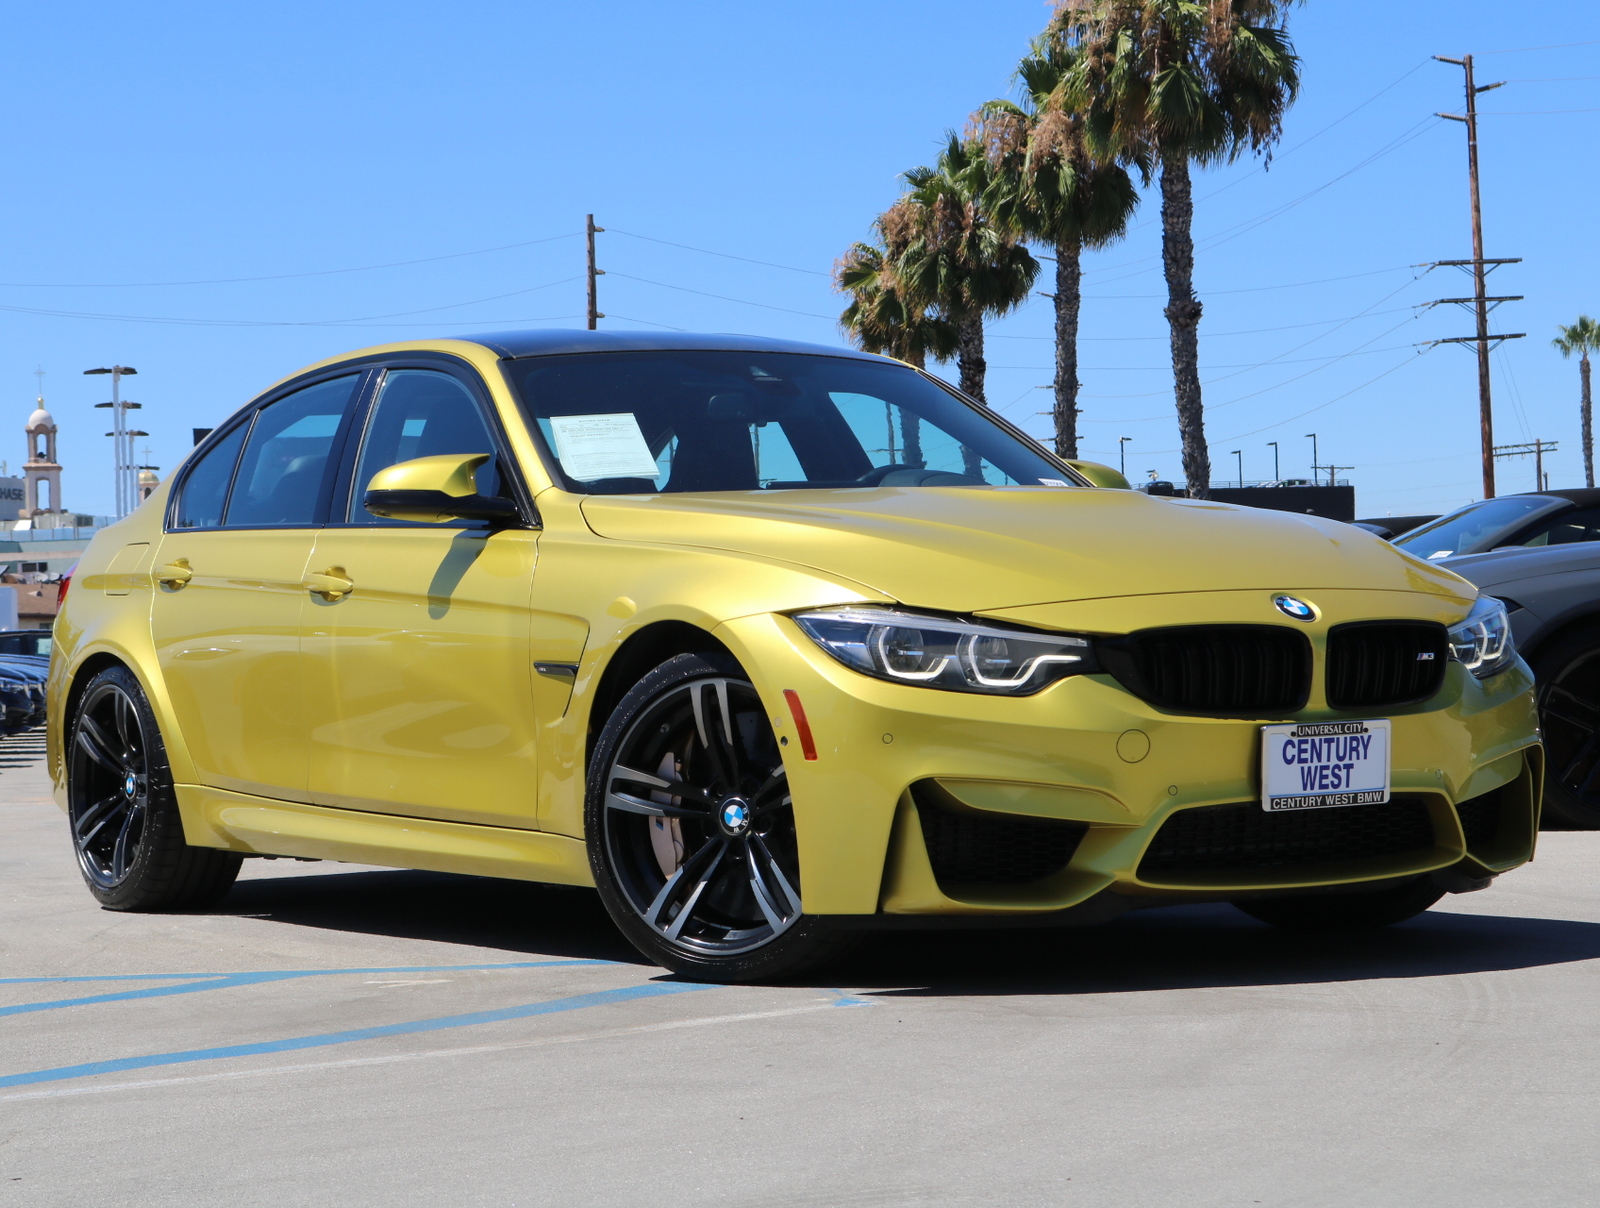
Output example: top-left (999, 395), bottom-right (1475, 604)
top-left (1, 1), bottom-right (1596, 518)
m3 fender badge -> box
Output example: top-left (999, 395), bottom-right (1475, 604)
top-left (1272, 594), bottom-right (1317, 621)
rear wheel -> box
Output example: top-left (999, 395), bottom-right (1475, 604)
top-left (67, 665), bottom-right (242, 910)
top-left (1232, 877), bottom-right (1445, 930)
top-left (1532, 624), bottom-right (1600, 829)
top-left (585, 652), bottom-right (854, 983)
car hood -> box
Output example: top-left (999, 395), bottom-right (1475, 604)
top-left (1444, 542), bottom-right (1600, 590)
top-left (578, 488), bottom-right (1474, 613)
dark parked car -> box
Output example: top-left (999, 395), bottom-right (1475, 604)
top-left (1444, 540), bottom-right (1600, 828)
top-left (1394, 490), bottom-right (1600, 561)
top-left (1351, 514), bottom-right (1440, 540)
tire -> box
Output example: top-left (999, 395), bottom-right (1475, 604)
top-left (1532, 623), bottom-right (1600, 829)
top-left (1232, 876), bottom-right (1445, 930)
top-left (66, 665), bottom-right (242, 910)
top-left (585, 651), bottom-right (855, 983)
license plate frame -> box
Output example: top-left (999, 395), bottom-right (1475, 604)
top-left (1260, 719), bottom-right (1391, 812)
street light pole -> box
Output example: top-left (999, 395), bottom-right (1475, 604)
top-left (1305, 433), bottom-right (1319, 481)
top-left (86, 365), bottom-right (140, 517)
top-left (1118, 436), bottom-right (1131, 477)
top-left (1267, 441), bottom-right (1279, 481)
top-left (1231, 450), bottom-right (1243, 487)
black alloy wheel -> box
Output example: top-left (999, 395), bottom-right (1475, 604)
top-left (586, 652), bottom-right (854, 982)
top-left (1533, 624), bottom-right (1600, 829)
top-left (67, 665), bottom-right (242, 910)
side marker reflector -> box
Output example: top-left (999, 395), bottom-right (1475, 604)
top-left (782, 690), bottom-right (818, 761)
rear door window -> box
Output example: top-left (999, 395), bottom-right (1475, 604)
top-left (171, 423), bottom-right (248, 529)
top-left (224, 375), bottom-right (361, 527)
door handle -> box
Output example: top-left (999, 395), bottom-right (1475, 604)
top-left (305, 569), bottom-right (354, 601)
top-left (155, 559), bottom-right (193, 588)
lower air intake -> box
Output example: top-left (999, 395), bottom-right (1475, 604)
top-left (1138, 795), bottom-right (1437, 879)
top-left (913, 788), bottom-right (1087, 886)
top-left (1455, 788), bottom-right (1504, 849)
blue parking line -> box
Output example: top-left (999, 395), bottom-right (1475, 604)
top-left (0, 960), bottom-right (617, 987)
top-left (0, 980), bottom-right (715, 1091)
top-left (0, 961), bottom-right (615, 1017)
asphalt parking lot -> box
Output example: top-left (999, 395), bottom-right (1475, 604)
top-left (4, 733), bottom-right (1600, 1207)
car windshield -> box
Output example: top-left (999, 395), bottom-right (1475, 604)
top-left (1394, 496), bottom-right (1559, 560)
top-left (502, 350), bottom-right (1071, 493)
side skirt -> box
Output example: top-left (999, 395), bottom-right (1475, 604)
top-left (174, 785), bottom-right (594, 887)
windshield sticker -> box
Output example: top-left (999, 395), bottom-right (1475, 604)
top-left (547, 413), bottom-right (661, 481)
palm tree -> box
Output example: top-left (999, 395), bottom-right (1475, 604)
top-left (1554, 315), bottom-right (1600, 488)
top-left (972, 38), bottom-right (1141, 459)
top-left (835, 240), bottom-right (959, 467)
top-left (835, 241), bottom-right (959, 371)
top-left (1053, 0), bottom-right (1302, 496)
top-left (881, 135), bottom-right (1040, 411)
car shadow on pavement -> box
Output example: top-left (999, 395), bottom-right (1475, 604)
top-left (216, 868), bottom-right (647, 965)
top-left (211, 868), bottom-right (1600, 993)
top-left (840, 903), bottom-right (1600, 996)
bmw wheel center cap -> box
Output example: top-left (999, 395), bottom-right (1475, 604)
top-left (123, 772), bottom-right (138, 799)
top-left (719, 798), bottom-right (751, 835)
top-left (1272, 594), bottom-right (1317, 622)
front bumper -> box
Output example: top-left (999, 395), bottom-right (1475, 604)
top-left (716, 591), bottom-right (1541, 917)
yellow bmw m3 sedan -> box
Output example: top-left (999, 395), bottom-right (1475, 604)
top-left (49, 331), bottom-right (1542, 981)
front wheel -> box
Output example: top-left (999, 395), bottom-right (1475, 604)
top-left (585, 652), bottom-right (854, 982)
top-left (1232, 876), bottom-right (1445, 930)
top-left (67, 665), bottom-right (242, 910)
top-left (1533, 623), bottom-right (1600, 829)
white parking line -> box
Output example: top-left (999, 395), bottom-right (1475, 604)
top-left (0, 1001), bottom-right (860, 1104)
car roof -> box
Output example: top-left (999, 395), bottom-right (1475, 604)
top-left (457, 328), bottom-right (893, 363)
top-left (1499, 488), bottom-right (1600, 507)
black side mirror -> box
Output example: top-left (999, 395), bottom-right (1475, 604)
top-left (363, 489), bottom-right (520, 524)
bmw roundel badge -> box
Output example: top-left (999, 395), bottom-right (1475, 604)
top-left (1272, 594), bottom-right (1317, 621)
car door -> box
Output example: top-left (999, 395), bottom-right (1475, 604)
top-left (300, 365), bottom-right (546, 828)
top-left (149, 371), bottom-right (366, 799)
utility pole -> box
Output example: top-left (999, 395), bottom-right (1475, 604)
top-left (1324, 464), bottom-right (1354, 489)
top-left (1493, 439), bottom-right (1559, 492)
top-left (585, 214), bottom-right (605, 330)
top-left (85, 365), bottom-right (140, 518)
top-left (1434, 54), bottom-right (1523, 499)
top-left (1267, 441), bottom-right (1279, 482)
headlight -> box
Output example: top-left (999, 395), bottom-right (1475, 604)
top-left (791, 607), bottom-right (1097, 695)
top-left (1447, 595), bottom-right (1516, 679)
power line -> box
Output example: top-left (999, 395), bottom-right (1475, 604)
top-left (1004, 264), bottom-right (1420, 304)
top-left (1479, 38), bottom-right (1600, 54)
top-left (608, 229), bottom-right (830, 277)
top-left (1082, 114), bottom-right (1441, 281)
top-left (604, 313), bottom-right (691, 332)
top-left (0, 232), bottom-right (581, 289)
top-left (994, 304), bottom-right (1418, 342)
top-left (606, 272), bottom-right (836, 320)
top-left (1108, 352), bottom-right (1430, 455)
top-left (1111, 60), bottom-right (1434, 234)
top-left (995, 340), bottom-right (1422, 374)
top-left (0, 275), bottom-right (583, 328)
top-left (1073, 313), bottom-right (1427, 422)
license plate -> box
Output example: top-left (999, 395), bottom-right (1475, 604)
top-left (1260, 719), bottom-right (1391, 812)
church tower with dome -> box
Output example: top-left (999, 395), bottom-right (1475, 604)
top-left (23, 397), bottom-right (63, 519)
